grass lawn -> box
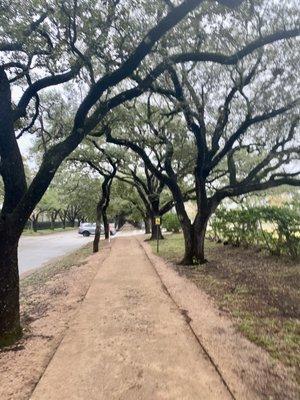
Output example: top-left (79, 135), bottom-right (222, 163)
top-left (20, 242), bottom-right (94, 330)
top-left (150, 233), bottom-right (300, 377)
top-left (22, 227), bottom-right (76, 236)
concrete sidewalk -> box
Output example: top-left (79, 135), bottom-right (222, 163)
top-left (30, 237), bottom-right (231, 400)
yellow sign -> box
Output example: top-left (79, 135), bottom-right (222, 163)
top-left (155, 217), bottom-right (161, 225)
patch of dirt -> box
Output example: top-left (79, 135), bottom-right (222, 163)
top-left (201, 244), bottom-right (300, 319)
top-left (142, 239), bottom-right (300, 400)
top-left (0, 243), bottom-right (110, 400)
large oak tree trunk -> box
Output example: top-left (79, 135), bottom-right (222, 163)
top-left (0, 68), bottom-right (25, 345)
top-left (0, 228), bottom-right (22, 346)
top-left (144, 218), bottom-right (151, 234)
top-left (170, 189), bottom-right (194, 265)
top-left (149, 197), bottom-right (164, 240)
top-left (193, 212), bottom-right (210, 264)
top-left (149, 217), bottom-right (164, 240)
top-left (177, 203), bottom-right (212, 265)
top-left (180, 222), bottom-right (194, 265)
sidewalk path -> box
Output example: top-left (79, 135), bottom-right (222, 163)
top-left (30, 237), bottom-right (232, 400)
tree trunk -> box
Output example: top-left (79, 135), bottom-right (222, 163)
top-left (93, 222), bottom-right (101, 253)
top-left (68, 217), bottom-right (75, 227)
top-left (180, 222), bottom-right (194, 265)
top-left (32, 217), bottom-right (38, 232)
top-left (0, 232), bottom-right (22, 346)
top-left (193, 213), bottom-right (210, 264)
top-left (93, 203), bottom-right (102, 253)
top-left (144, 218), bottom-right (151, 234)
top-left (115, 214), bottom-right (126, 230)
top-left (59, 210), bottom-right (67, 229)
top-left (115, 215), bottom-right (120, 230)
top-left (179, 216), bottom-right (209, 265)
top-left (170, 191), bottom-right (194, 265)
top-left (149, 197), bottom-right (164, 240)
top-left (149, 217), bottom-right (164, 240)
top-left (102, 210), bottom-right (109, 240)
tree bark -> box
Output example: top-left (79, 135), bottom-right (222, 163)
top-left (102, 209), bottom-right (109, 240)
top-left (0, 68), bottom-right (25, 345)
top-left (118, 214), bottom-right (126, 230)
top-left (148, 197), bottom-right (164, 240)
top-left (193, 212), bottom-right (210, 264)
top-left (149, 217), bottom-right (164, 240)
top-left (93, 174), bottom-right (113, 252)
top-left (32, 215), bottom-right (39, 232)
top-left (0, 226), bottom-right (22, 346)
top-left (144, 218), bottom-right (151, 234)
top-left (93, 203), bottom-right (102, 253)
top-left (50, 214), bottom-right (54, 230)
top-left (167, 184), bottom-right (194, 265)
top-left (59, 210), bottom-right (67, 229)
top-left (178, 214), bottom-right (210, 265)
top-left (67, 217), bottom-right (76, 227)
top-left (180, 221), bottom-right (194, 265)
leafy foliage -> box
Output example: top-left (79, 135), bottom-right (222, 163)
top-left (211, 206), bottom-right (300, 259)
top-left (163, 212), bottom-right (181, 233)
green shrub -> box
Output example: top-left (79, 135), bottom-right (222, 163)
top-left (211, 206), bottom-right (300, 260)
top-left (163, 213), bottom-right (181, 233)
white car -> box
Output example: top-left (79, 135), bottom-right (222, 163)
top-left (78, 222), bottom-right (116, 237)
top-left (78, 222), bottom-right (97, 237)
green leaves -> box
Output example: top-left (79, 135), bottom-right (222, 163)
top-left (163, 212), bottom-right (181, 232)
top-left (211, 205), bottom-right (300, 260)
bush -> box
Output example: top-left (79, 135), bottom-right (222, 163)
top-left (211, 206), bottom-right (300, 260)
top-left (163, 213), bottom-right (181, 233)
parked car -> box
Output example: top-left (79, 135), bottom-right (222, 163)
top-left (78, 222), bottom-right (116, 237)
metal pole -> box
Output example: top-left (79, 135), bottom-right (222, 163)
top-left (157, 224), bottom-right (159, 253)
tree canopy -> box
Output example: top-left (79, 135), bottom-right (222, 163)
top-left (0, 0), bottom-right (299, 344)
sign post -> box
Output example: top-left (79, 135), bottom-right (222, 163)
top-left (155, 216), bottom-right (161, 253)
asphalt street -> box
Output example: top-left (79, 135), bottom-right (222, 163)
top-left (18, 230), bottom-right (92, 275)
top-left (18, 229), bottom-right (144, 275)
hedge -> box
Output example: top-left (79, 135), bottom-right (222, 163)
top-left (211, 206), bottom-right (300, 260)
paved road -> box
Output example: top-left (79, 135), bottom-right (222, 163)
top-left (18, 231), bottom-right (93, 275)
top-left (31, 237), bottom-right (231, 400)
top-left (18, 229), bottom-right (144, 275)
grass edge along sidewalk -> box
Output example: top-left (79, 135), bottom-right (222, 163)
top-left (149, 233), bottom-right (300, 380)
